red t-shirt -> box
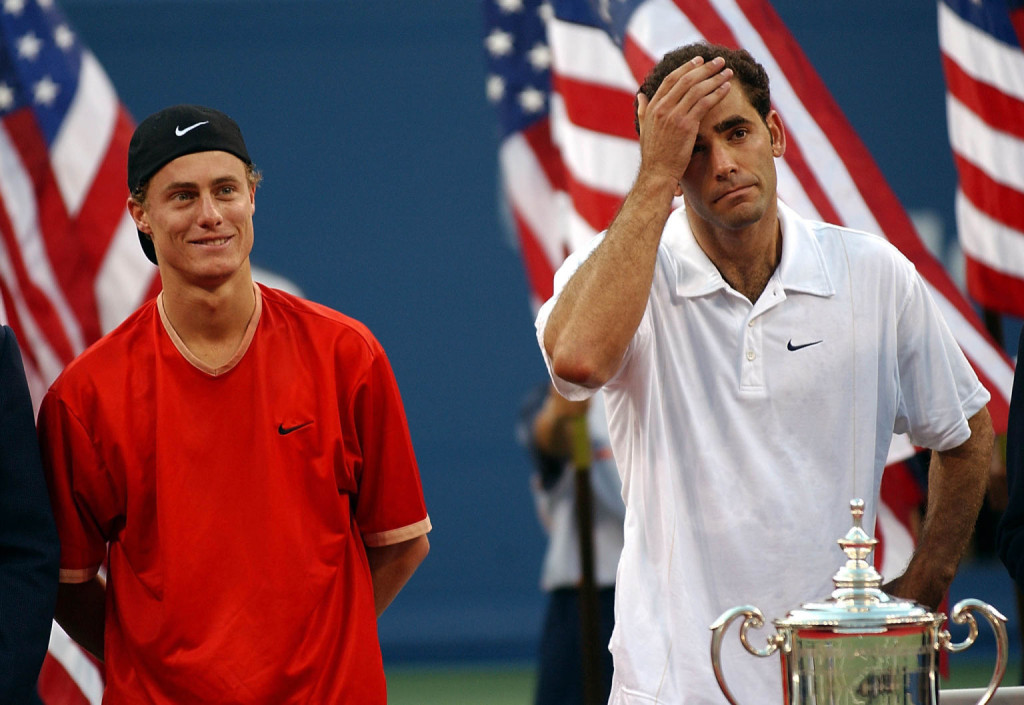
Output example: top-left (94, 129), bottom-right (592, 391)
top-left (39, 285), bottom-right (430, 704)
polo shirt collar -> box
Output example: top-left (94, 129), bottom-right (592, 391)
top-left (775, 200), bottom-right (835, 298)
top-left (667, 200), bottom-right (835, 299)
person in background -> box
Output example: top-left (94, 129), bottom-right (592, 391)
top-left (38, 105), bottom-right (430, 704)
top-left (519, 384), bottom-right (624, 705)
top-left (536, 42), bottom-right (993, 704)
top-left (0, 325), bottom-right (59, 705)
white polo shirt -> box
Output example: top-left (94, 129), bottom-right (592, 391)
top-left (535, 201), bottom-right (989, 705)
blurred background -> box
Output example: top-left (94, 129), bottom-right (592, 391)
top-left (5, 0), bottom-right (1021, 701)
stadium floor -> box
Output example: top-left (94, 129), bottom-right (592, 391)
top-left (387, 664), bottom-right (534, 704)
top-left (384, 660), bottom-right (1021, 704)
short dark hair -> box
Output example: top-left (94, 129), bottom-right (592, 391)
top-left (634, 42), bottom-right (771, 135)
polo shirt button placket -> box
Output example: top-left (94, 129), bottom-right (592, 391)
top-left (740, 315), bottom-right (765, 391)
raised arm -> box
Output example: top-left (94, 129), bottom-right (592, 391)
top-left (885, 406), bottom-right (994, 610)
top-left (543, 56), bottom-right (733, 388)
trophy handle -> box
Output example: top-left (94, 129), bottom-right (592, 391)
top-left (710, 605), bottom-right (784, 705)
top-left (938, 598), bottom-right (1008, 705)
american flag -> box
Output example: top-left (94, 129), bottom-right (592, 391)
top-left (483, 0), bottom-right (1014, 576)
top-left (939, 0), bottom-right (1024, 318)
top-left (0, 0), bottom-right (157, 409)
top-left (1, 0), bottom-right (156, 701)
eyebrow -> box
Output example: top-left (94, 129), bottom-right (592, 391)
top-left (161, 175), bottom-right (242, 193)
top-left (712, 115), bottom-right (753, 134)
top-left (693, 115), bottom-right (755, 144)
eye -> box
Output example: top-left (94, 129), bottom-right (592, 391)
top-left (171, 191), bottom-right (194, 202)
top-left (731, 127), bottom-right (749, 140)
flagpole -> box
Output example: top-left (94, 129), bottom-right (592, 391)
top-left (571, 414), bottom-right (603, 705)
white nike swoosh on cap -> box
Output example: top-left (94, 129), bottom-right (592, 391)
top-left (175, 121), bottom-right (209, 137)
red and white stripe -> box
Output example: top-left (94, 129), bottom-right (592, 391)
top-left (0, 49), bottom-right (158, 413)
top-left (939, 0), bottom-right (1024, 316)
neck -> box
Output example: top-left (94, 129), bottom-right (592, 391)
top-left (689, 211), bottom-right (782, 304)
top-left (160, 270), bottom-right (257, 367)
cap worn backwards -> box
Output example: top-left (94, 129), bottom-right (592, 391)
top-left (127, 104), bottom-right (252, 265)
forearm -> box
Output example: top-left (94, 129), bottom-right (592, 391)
top-left (543, 170), bottom-right (677, 388)
top-left (55, 576), bottom-right (107, 661)
top-left (366, 534), bottom-right (430, 617)
top-left (890, 407), bottom-right (993, 609)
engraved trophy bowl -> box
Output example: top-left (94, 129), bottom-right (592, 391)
top-left (709, 499), bottom-right (1008, 705)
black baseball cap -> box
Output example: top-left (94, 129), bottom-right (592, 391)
top-left (127, 104), bottom-right (252, 265)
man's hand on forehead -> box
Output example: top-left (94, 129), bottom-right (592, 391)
top-left (635, 55), bottom-right (733, 184)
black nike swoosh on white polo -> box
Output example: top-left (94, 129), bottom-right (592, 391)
top-left (786, 339), bottom-right (823, 351)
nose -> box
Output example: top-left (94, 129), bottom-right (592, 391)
top-left (196, 193), bottom-right (223, 227)
top-left (708, 141), bottom-right (738, 179)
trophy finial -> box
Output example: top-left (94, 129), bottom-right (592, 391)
top-left (832, 498), bottom-right (884, 597)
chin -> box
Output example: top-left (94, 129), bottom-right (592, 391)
top-left (717, 203), bottom-right (767, 230)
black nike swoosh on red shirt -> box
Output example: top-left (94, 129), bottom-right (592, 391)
top-left (278, 421), bottom-right (314, 435)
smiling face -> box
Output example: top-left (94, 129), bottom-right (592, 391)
top-left (678, 80), bottom-right (786, 237)
top-left (129, 150), bottom-right (255, 289)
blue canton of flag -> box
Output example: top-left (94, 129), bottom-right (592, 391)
top-left (568, 0), bottom-right (637, 45)
top-left (483, 0), bottom-right (569, 309)
top-left (483, 0), bottom-right (553, 140)
top-left (945, 0), bottom-right (1022, 45)
top-left (0, 0), bottom-right (81, 142)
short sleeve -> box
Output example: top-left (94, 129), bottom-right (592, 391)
top-left (347, 341), bottom-right (430, 547)
top-left (37, 389), bottom-right (119, 582)
top-left (893, 269), bottom-right (990, 451)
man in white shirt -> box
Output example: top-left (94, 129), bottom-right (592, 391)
top-left (536, 42), bottom-right (993, 705)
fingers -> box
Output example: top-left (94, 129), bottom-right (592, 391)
top-left (636, 91), bottom-right (649, 123)
top-left (635, 55), bottom-right (733, 182)
top-left (654, 56), bottom-right (733, 122)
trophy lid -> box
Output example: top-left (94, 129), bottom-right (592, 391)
top-left (774, 499), bottom-right (940, 630)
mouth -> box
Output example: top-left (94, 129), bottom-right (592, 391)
top-left (713, 184), bottom-right (754, 203)
top-left (191, 235), bottom-right (233, 247)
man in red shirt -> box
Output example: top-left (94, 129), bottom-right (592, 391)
top-left (38, 105), bottom-right (430, 704)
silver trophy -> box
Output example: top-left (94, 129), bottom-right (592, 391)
top-left (710, 499), bottom-right (1007, 705)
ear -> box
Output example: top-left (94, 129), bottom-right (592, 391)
top-left (249, 185), bottom-right (256, 216)
top-left (127, 196), bottom-right (151, 234)
top-left (766, 109), bottom-right (786, 158)
top-left (636, 92), bottom-right (648, 139)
